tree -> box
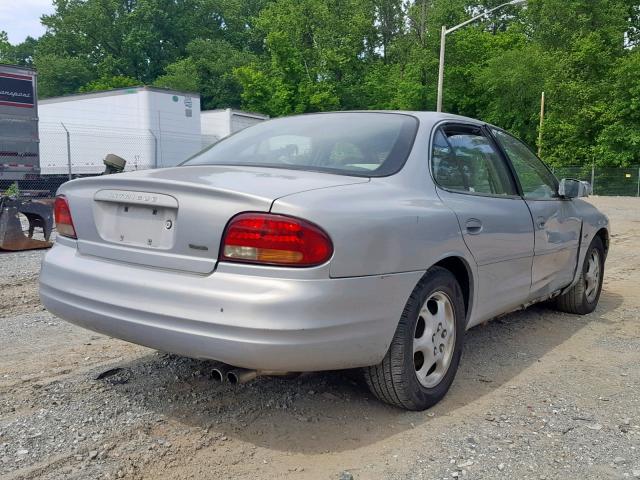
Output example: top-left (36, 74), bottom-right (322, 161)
top-left (374, 0), bottom-right (405, 61)
top-left (80, 75), bottom-right (139, 92)
top-left (154, 58), bottom-right (200, 94)
top-left (155, 39), bottom-right (256, 109)
top-left (515, 0), bottom-right (630, 165)
top-left (0, 31), bottom-right (11, 62)
top-left (34, 54), bottom-right (93, 98)
top-left (594, 49), bottom-right (640, 166)
top-left (9, 37), bottom-right (40, 67)
top-left (38, 0), bottom-right (250, 84)
top-left (476, 44), bottom-right (548, 148)
top-left (234, 0), bottom-right (373, 115)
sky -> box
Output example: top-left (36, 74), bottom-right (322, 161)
top-left (0, 0), bottom-right (55, 44)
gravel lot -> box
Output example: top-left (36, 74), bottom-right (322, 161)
top-left (1, 197), bottom-right (639, 480)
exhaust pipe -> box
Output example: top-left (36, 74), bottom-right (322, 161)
top-left (211, 362), bottom-right (232, 382)
top-left (227, 368), bottom-right (258, 385)
top-left (226, 369), bottom-right (296, 385)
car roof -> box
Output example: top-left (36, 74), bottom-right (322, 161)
top-left (291, 110), bottom-right (487, 129)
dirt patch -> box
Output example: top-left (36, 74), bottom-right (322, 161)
top-left (0, 275), bottom-right (40, 317)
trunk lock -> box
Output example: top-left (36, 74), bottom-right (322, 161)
top-left (165, 219), bottom-right (173, 230)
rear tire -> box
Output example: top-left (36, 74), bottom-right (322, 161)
top-left (555, 236), bottom-right (605, 315)
top-left (364, 266), bottom-right (465, 411)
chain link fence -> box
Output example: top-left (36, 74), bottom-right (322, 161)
top-left (0, 122), bottom-right (219, 198)
top-left (552, 165), bottom-right (640, 197)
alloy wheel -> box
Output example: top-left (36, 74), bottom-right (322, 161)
top-left (413, 291), bottom-right (456, 388)
top-left (585, 249), bottom-right (601, 303)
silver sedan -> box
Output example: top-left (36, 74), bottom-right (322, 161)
top-left (40, 112), bottom-right (609, 410)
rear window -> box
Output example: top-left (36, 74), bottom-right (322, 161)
top-left (183, 113), bottom-right (419, 177)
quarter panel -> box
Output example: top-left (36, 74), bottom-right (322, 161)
top-left (271, 181), bottom-right (474, 279)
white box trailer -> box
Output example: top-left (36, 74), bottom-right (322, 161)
top-left (200, 108), bottom-right (268, 142)
top-left (38, 87), bottom-right (202, 175)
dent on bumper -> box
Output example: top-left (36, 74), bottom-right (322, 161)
top-left (39, 243), bottom-right (423, 371)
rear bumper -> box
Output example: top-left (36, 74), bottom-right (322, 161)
top-left (39, 243), bottom-right (423, 371)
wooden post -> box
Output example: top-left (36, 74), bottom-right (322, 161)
top-left (538, 91), bottom-right (545, 158)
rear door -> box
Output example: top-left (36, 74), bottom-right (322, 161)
top-left (431, 124), bottom-right (534, 322)
top-left (490, 128), bottom-right (582, 299)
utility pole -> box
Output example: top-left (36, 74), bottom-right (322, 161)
top-left (538, 91), bottom-right (545, 158)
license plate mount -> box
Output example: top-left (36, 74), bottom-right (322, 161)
top-left (93, 190), bottom-right (178, 249)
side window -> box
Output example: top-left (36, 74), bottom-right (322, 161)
top-left (432, 130), bottom-right (466, 190)
top-left (492, 129), bottom-right (558, 200)
top-left (431, 126), bottom-right (516, 196)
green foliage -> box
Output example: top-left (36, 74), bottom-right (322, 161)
top-left (80, 75), bottom-right (139, 93)
top-left (154, 58), bottom-right (201, 94)
top-left (0, 31), bottom-right (11, 62)
top-left (1, 31), bottom-right (39, 67)
top-left (34, 54), bottom-right (94, 98)
top-left (39, 0), bottom-right (206, 83)
top-left (155, 39), bottom-right (256, 109)
top-left (594, 49), bottom-right (640, 166)
top-left (4, 182), bottom-right (20, 197)
top-left (475, 44), bottom-right (549, 148)
top-left (2, 0), bottom-right (638, 167)
top-left (233, 0), bottom-right (375, 115)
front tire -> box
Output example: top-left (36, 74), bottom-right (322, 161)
top-left (364, 266), bottom-right (465, 411)
top-left (555, 236), bottom-right (605, 315)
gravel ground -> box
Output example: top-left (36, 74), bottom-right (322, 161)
top-left (0, 197), bottom-right (638, 480)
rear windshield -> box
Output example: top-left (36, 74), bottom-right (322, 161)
top-left (183, 112), bottom-right (419, 177)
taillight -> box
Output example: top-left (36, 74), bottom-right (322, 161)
top-left (53, 195), bottom-right (77, 239)
top-left (220, 213), bottom-right (333, 267)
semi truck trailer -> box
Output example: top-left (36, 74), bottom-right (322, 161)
top-left (38, 87), bottom-right (203, 175)
top-left (0, 64), bottom-right (39, 181)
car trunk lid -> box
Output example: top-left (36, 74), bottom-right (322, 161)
top-left (59, 165), bottom-right (368, 274)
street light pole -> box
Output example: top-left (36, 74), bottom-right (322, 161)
top-left (437, 25), bottom-right (447, 113)
top-left (436, 0), bottom-right (527, 112)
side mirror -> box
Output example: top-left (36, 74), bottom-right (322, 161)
top-left (559, 178), bottom-right (591, 199)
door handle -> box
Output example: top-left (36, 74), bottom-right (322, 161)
top-left (465, 218), bottom-right (483, 235)
top-left (536, 217), bottom-right (546, 229)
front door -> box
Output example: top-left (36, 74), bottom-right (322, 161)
top-left (491, 128), bottom-right (582, 299)
top-left (431, 124), bottom-right (534, 323)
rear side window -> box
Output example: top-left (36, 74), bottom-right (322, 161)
top-left (431, 125), bottom-right (516, 196)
